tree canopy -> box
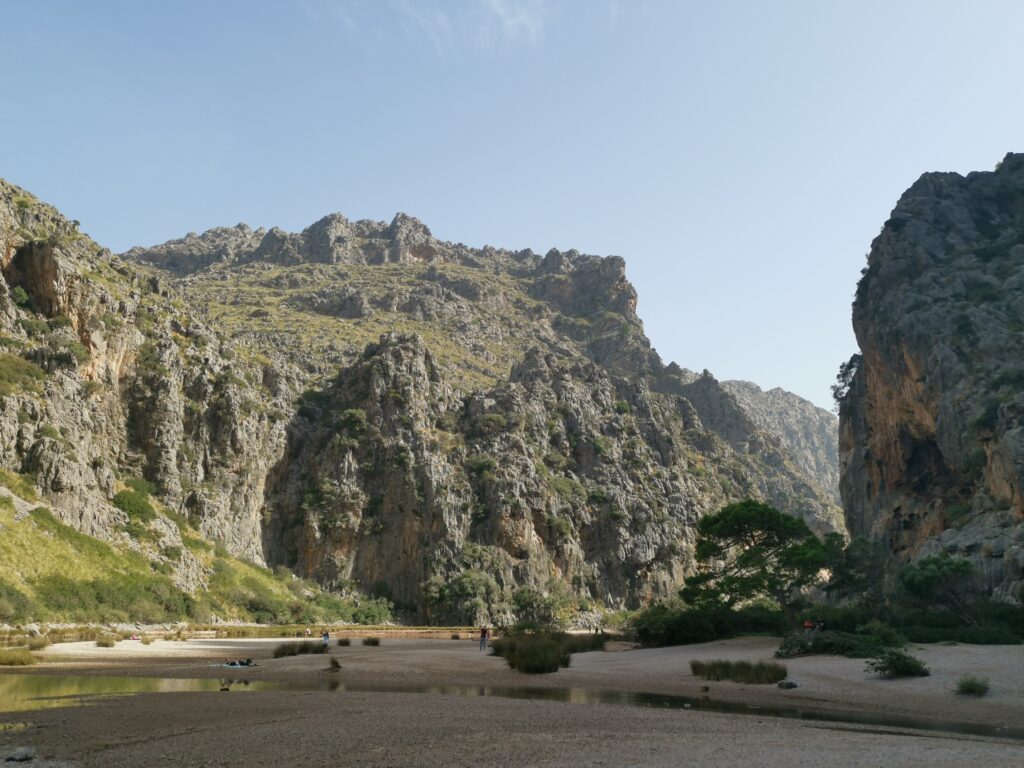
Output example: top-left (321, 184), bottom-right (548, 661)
top-left (681, 500), bottom-right (831, 623)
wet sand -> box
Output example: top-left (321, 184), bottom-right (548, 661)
top-left (2, 636), bottom-right (1022, 766)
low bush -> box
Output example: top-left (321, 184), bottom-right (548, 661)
top-left (491, 632), bottom-right (603, 674)
top-left (111, 489), bottom-right (156, 522)
top-left (336, 638), bottom-right (351, 647)
top-left (451, 633), bottom-right (461, 640)
top-left (690, 659), bottom-right (787, 684)
top-left (0, 648), bottom-right (36, 666)
top-left (272, 641), bottom-right (327, 658)
top-left (26, 636), bottom-right (50, 651)
top-left (632, 603), bottom-right (787, 647)
top-left (865, 649), bottom-right (929, 678)
top-left (95, 635), bottom-right (117, 648)
top-left (362, 637), bottom-right (380, 646)
top-left (955, 676), bottom-right (990, 697)
top-left (493, 634), bottom-right (569, 674)
top-left (776, 629), bottom-right (897, 659)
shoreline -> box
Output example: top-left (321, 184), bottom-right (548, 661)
top-left (3, 636), bottom-right (1023, 766)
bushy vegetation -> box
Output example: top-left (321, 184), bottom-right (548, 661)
top-left (111, 489), bottom-right (156, 523)
top-left (0, 468), bottom-right (40, 501)
top-left (865, 648), bottom-right (929, 678)
top-left (0, 648), bottom-right (37, 665)
top-left (95, 635), bottom-right (117, 648)
top-left (632, 603), bottom-right (787, 647)
top-left (631, 502), bottom-right (1024, 662)
top-left (272, 640), bottom-right (326, 658)
top-left (955, 676), bottom-right (990, 696)
top-left (0, 352), bottom-right (45, 397)
top-left (362, 637), bottom-right (380, 646)
top-left (337, 638), bottom-right (351, 647)
top-left (491, 632), bottom-right (605, 674)
top-left (690, 659), bottom-right (787, 684)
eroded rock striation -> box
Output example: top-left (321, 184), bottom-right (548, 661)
top-left (839, 153), bottom-right (1024, 601)
top-left (1, 179), bottom-right (843, 621)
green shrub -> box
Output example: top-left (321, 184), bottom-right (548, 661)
top-left (491, 632), bottom-right (603, 674)
top-left (272, 641), bottom-right (326, 658)
top-left (492, 634), bottom-right (569, 674)
top-left (0, 468), bottom-right (40, 502)
top-left (865, 648), bottom-right (929, 678)
top-left (0, 648), bottom-right (36, 665)
top-left (336, 638), bottom-right (351, 647)
top-left (126, 478), bottom-right (157, 496)
top-left (0, 352), bottom-right (45, 396)
top-left (955, 676), bottom-right (990, 697)
top-left (362, 637), bottom-right (380, 646)
top-left (95, 635), bottom-right (116, 648)
top-left (112, 490), bottom-right (156, 522)
top-left (776, 630), bottom-right (892, 659)
top-left (17, 317), bottom-right (49, 337)
top-left (26, 636), bottom-right (50, 651)
top-left (690, 659), bottom-right (787, 684)
top-left (632, 604), bottom-right (787, 647)
top-left (11, 286), bottom-right (31, 308)
top-left (0, 579), bottom-right (37, 624)
top-left (466, 454), bottom-right (497, 476)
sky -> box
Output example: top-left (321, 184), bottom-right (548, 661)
top-left (2, 1), bottom-right (1022, 410)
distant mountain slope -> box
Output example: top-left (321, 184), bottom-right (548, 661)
top-left (0, 177), bottom-right (842, 623)
top-left (839, 153), bottom-right (1024, 601)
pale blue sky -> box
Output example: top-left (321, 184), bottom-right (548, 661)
top-left (2, 1), bottom-right (1022, 409)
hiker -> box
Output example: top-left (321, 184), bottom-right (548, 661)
top-left (479, 626), bottom-right (489, 651)
top-left (322, 629), bottom-right (330, 648)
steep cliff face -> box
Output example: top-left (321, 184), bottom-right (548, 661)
top-left (0, 180), bottom-right (289, 588)
top-left (840, 153), bottom-right (1024, 601)
top-left (0, 177), bottom-right (844, 623)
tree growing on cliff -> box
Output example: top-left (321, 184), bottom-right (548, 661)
top-left (681, 500), bottom-right (831, 625)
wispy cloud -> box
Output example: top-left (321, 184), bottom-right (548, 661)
top-left (389, 0), bottom-right (453, 54)
top-left (478, 0), bottom-right (549, 48)
top-left (294, 0), bottom-right (552, 55)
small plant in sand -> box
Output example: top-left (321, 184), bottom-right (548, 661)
top-left (0, 648), bottom-right (36, 666)
top-left (26, 636), bottom-right (50, 651)
top-left (273, 640), bottom-right (326, 658)
top-left (95, 635), bottom-right (117, 648)
top-left (865, 648), bottom-right (929, 678)
top-left (955, 676), bottom-right (990, 696)
top-left (329, 658), bottom-right (342, 672)
top-left (689, 660), bottom-right (788, 684)
top-left (336, 638), bottom-right (351, 647)
top-left (362, 637), bottom-right (381, 646)
top-left (140, 636), bottom-right (152, 646)
top-left (451, 633), bottom-right (461, 640)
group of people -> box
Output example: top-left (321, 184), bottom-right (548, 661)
top-left (802, 618), bottom-right (827, 633)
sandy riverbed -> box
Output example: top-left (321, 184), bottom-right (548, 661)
top-left (2, 636), bottom-right (1022, 766)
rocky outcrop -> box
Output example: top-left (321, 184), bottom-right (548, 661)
top-left (839, 153), bottom-right (1024, 601)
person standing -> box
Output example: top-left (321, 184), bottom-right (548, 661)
top-left (321, 629), bottom-right (330, 648)
top-left (479, 626), bottom-right (489, 651)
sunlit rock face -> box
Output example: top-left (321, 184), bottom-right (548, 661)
top-left (839, 153), bottom-right (1024, 601)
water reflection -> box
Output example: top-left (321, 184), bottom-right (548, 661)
top-left (1, 674), bottom-right (1021, 741)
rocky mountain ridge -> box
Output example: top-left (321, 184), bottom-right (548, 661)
top-left (839, 152), bottom-right (1024, 601)
top-left (1, 178), bottom-right (842, 623)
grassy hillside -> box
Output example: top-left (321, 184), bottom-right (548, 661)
top-left (0, 491), bottom-right (390, 626)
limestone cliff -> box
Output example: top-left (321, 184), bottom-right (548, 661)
top-left (839, 153), bottom-right (1024, 601)
top-left (0, 178), bottom-right (843, 623)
